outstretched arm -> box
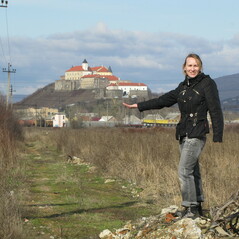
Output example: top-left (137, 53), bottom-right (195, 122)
top-left (122, 103), bottom-right (138, 109)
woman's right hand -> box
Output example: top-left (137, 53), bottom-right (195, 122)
top-left (122, 103), bottom-right (138, 109)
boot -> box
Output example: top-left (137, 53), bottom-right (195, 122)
top-left (181, 206), bottom-right (200, 219)
top-left (198, 202), bottom-right (203, 216)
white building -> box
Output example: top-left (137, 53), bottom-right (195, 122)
top-left (107, 82), bottom-right (147, 96)
top-left (52, 113), bottom-right (68, 127)
top-left (65, 59), bottom-right (113, 81)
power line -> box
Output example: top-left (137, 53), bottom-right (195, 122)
top-left (1, 1), bottom-right (17, 109)
top-left (0, 1), bottom-right (8, 63)
top-left (5, 9), bottom-right (12, 63)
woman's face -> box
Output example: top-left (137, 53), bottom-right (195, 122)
top-left (184, 57), bottom-right (201, 78)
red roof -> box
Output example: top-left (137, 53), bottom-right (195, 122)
top-left (109, 82), bottom-right (147, 87)
top-left (66, 66), bottom-right (92, 72)
top-left (66, 65), bottom-right (109, 73)
top-left (91, 66), bottom-right (109, 72)
top-left (81, 74), bottom-right (119, 81)
top-left (81, 74), bottom-right (102, 78)
top-left (100, 75), bottom-right (119, 81)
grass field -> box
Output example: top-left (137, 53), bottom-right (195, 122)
top-left (1, 103), bottom-right (239, 238)
top-left (21, 128), bottom-right (158, 238)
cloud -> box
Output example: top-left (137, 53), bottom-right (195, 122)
top-left (1, 22), bottom-right (239, 95)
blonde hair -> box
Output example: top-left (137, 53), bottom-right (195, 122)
top-left (182, 53), bottom-right (203, 75)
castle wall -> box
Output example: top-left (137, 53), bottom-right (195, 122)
top-left (81, 78), bottom-right (109, 89)
top-left (55, 80), bottom-right (81, 91)
top-left (129, 89), bottom-right (149, 98)
top-left (106, 89), bottom-right (123, 98)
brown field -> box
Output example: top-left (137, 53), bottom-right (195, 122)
top-left (52, 124), bottom-right (239, 209)
top-left (1, 99), bottom-right (239, 238)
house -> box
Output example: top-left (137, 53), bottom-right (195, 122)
top-left (99, 116), bottom-right (117, 122)
top-left (15, 107), bottom-right (59, 119)
top-left (165, 112), bottom-right (180, 120)
top-left (143, 114), bottom-right (164, 121)
top-left (52, 113), bottom-right (68, 127)
top-left (123, 115), bottom-right (142, 125)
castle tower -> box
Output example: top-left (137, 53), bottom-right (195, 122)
top-left (82, 59), bottom-right (89, 71)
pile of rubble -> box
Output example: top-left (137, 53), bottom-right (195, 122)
top-left (99, 190), bottom-right (239, 239)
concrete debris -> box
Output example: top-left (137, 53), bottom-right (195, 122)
top-left (99, 204), bottom-right (239, 239)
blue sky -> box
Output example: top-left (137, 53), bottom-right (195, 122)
top-left (0, 0), bottom-right (239, 95)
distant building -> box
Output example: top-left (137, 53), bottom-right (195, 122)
top-left (55, 59), bottom-right (114, 91)
top-left (99, 116), bottom-right (117, 122)
top-left (65, 59), bottom-right (92, 80)
top-left (123, 115), bottom-right (142, 125)
top-left (107, 82), bottom-right (148, 97)
top-left (55, 59), bottom-right (149, 99)
top-left (15, 107), bottom-right (59, 119)
top-left (52, 113), bottom-right (68, 127)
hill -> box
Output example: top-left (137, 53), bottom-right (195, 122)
top-left (214, 73), bottom-right (239, 100)
top-left (14, 73), bottom-right (239, 111)
top-left (14, 83), bottom-right (97, 109)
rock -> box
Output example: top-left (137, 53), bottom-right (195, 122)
top-left (161, 205), bottom-right (179, 215)
top-left (168, 218), bottom-right (202, 239)
top-left (105, 179), bottom-right (116, 184)
top-left (99, 229), bottom-right (114, 239)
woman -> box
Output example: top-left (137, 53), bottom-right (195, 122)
top-left (123, 53), bottom-right (224, 219)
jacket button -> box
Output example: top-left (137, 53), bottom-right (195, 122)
top-left (190, 113), bottom-right (193, 117)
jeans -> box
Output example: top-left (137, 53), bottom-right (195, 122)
top-left (178, 137), bottom-right (206, 207)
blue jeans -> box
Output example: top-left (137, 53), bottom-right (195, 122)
top-left (178, 137), bottom-right (206, 207)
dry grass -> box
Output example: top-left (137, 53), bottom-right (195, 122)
top-left (0, 100), bottom-right (24, 239)
top-left (50, 124), bottom-right (239, 209)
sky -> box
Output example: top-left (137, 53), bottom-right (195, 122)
top-left (0, 0), bottom-right (239, 96)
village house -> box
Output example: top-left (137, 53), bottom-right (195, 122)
top-left (99, 116), bottom-right (117, 122)
top-left (123, 115), bottom-right (142, 125)
top-left (52, 113), bottom-right (68, 127)
top-left (15, 107), bottom-right (59, 119)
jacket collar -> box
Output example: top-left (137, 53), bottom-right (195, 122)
top-left (183, 73), bottom-right (205, 87)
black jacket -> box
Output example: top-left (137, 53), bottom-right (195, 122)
top-left (138, 73), bottom-right (224, 142)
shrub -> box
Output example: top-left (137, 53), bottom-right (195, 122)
top-left (0, 99), bottom-right (23, 238)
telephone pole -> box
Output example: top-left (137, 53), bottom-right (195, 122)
top-left (0, 0), bottom-right (8, 8)
top-left (3, 63), bottom-right (16, 108)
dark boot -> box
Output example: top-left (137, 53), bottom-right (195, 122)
top-left (198, 202), bottom-right (203, 216)
top-left (181, 206), bottom-right (200, 219)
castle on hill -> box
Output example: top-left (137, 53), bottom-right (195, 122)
top-left (55, 59), bottom-right (148, 98)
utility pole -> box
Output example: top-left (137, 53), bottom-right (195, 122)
top-left (2, 63), bottom-right (16, 108)
top-left (9, 84), bottom-right (15, 108)
top-left (0, 0), bottom-right (8, 8)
